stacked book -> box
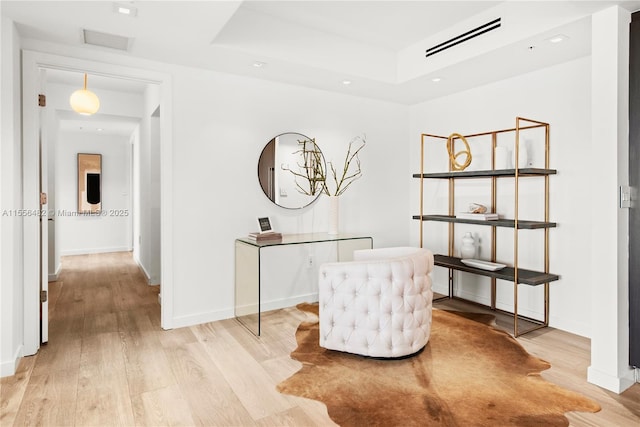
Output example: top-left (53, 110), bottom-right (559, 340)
top-left (247, 231), bottom-right (283, 242)
top-left (456, 212), bottom-right (500, 220)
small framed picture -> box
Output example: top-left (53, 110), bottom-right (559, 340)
top-left (257, 217), bottom-right (273, 233)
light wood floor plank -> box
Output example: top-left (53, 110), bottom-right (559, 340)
top-left (31, 336), bottom-right (82, 377)
top-left (179, 377), bottom-right (256, 426)
top-left (199, 325), bottom-right (296, 420)
top-left (116, 308), bottom-right (155, 333)
top-left (12, 369), bottom-right (78, 426)
top-left (75, 369), bottom-right (135, 426)
top-left (120, 330), bottom-right (176, 396)
top-left (0, 357), bottom-right (36, 426)
top-left (157, 326), bottom-right (199, 349)
top-left (164, 341), bottom-right (223, 385)
top-left (255, 406), bottom-right (318, 426)
top-left (79, 332), bottom-right (127, 374)
top-left (83, 311), bottom-right (119, 335)
top-left (131, 384), bottom-right (196, 427)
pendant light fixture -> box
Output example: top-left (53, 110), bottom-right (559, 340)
top-left (69, 73), bottom-right (100, 115)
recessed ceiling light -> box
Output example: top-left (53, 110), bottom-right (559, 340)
top-left (97, 128), bottom-right (104, 132)
top-left (432, 77), bottom-right (442, 82)
top-left (252, 61), bottom-right (265, 68)
top-left (113, 3), bottom-right (137, 17)
top-left (548, 34), bottom-right (569, 44)
top-left (527, 45), bottom-right (536, 51)
top-left (342, 80), bottom-right (352, 86)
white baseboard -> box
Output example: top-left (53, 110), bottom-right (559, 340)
top-left (587, 366), bottom-right (637, 393)
top-left (260, 293), bottom-right (318, 313)
top-left (137, 260), bottom-right (151, 281)
top-left (548, 314), bottom-right (590, 338)
top-left (171, 308), bottom-right (235, 329)
top-left (48, 262), bottom-right (61, 282)
top-left (169, 293), bottom-right (318, 330)
top-left (0, 345), bottom-right (23, 378)
top-left (61, 246), bottom-right (130, 256)
top-left (132, 256), bottom-right (160, 286)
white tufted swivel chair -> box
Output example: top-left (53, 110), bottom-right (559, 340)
top-left (318, 247), bottom-right (434, 358)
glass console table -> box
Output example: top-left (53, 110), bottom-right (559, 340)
top-left (234, 233), bottom-right (373, 336)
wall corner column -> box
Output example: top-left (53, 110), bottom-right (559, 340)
top-left (588, 5), bottom-right (634, 393)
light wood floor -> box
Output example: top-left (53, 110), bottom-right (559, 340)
top-left (1, 252), bottom-right (639, 426)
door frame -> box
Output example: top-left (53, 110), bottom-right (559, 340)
top-left (22, 50), bottom-right (175, 355)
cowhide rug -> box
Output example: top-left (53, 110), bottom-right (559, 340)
top-left (276, 303), bottom-right (600, 427)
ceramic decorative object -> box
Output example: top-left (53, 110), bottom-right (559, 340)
top-left (446, 133), bottom-right (472, 171)
top-left (328, 196), bottom-right (339, 235)
top-left (460, 232), bottom-right (476, 259)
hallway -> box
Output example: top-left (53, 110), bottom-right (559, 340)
top-left (3, 252), bottom-right (161, 424)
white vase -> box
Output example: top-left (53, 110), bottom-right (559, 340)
top-left (460, 232), bottom-right (476, 259)
top-left (328, 196), bottom-right (339, 235)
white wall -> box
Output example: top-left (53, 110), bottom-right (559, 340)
top-left (169, 65), bottom-right (409, 326)
top-left (47, 109), bottom-right (60, 280)
top-left (0, 17), bottom-right (24, 377)
top-left (56, 132), bottom-right (133, 255)
top-left (134, 84), bottom-right (161, 284)
top-left (410, 56), bottom-right (593, 337)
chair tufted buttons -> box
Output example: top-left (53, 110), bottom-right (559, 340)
top-left (318, 247), bottom-right (433, 358)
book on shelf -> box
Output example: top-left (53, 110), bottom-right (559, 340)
top-left (456, 212), bottom-right (500, 220)
top-left (247, 231), bottom-right (283, 241)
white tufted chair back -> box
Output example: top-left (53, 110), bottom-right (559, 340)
top-left (318, 247), bottom-right (434, 358)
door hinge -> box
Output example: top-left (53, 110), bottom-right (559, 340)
top-left (40, 192), bottom-right (48, 205)
top-left (38, 94), bottom-right (46, 107)
top-left (40, 290), bottom-right (48, 303)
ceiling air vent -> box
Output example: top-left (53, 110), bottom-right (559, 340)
top-left (425, 18), bottom-right (501, 58)
top-left (83, 29), bottom-right (131, 51)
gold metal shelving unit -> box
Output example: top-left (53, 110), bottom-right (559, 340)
top-left (414, 117), bottom-right (559, 337)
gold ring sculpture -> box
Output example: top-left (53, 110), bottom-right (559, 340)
top-left (446, 133), bottom-right (472, 171)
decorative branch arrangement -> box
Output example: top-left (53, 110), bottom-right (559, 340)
top-left (281, 138), bottom-right (326, 196)
top-left (321, 135), bottom-right (366, 196)
top-left (281, 135), bottom-right (366, 197)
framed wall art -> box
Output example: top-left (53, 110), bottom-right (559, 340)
top-left (77, 153), bottom-right (102, 214)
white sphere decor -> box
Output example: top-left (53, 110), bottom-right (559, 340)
top-left (69, 74), bottom-right (100, 115)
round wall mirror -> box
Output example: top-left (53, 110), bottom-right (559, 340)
top-left (258, 132), bottom-right (324, 209)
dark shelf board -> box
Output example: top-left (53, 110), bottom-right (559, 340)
top-left (434, 254), bottom-right (559, 286)
top-left (413, 214), bottom-right (556, 229)
top-left (413, 168), bottom-right (557, 179)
